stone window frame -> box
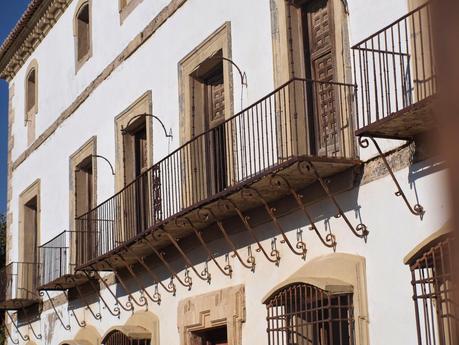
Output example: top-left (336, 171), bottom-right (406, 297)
top-left (178, 21), bottom-right (234, 144)
top-left (119, 0), bottom-right (144, 24)
top-left (24, 59), bottom-right (38, 146)
top-left (262, 253), bottom-right (370, 345)
top-left (73, 0), bottom-right (93, 73)
top-left (177, 285), bottom-right (246, 345)
top-left (114, 90), bottom-right (153, 192)
top-left (69, 136), bottom-right (97, 232)
top-left (18, 179), bottom-right (41, 264)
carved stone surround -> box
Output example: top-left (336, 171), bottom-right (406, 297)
top-left (178, 285), bottom-right (246, 345)
top-left (0, 0), bottom-right (72, 81)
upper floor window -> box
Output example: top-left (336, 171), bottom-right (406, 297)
top-left (74, 0), bottom-right (92, 70)
top-left (26, 68), bottom-right (36, 114)
top-left (24, 59), bottom-right (38, 145)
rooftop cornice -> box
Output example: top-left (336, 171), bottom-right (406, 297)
top-left (0, 0), bottom-right (72, 81)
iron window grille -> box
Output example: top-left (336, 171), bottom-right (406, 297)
top-left (409, 235), bottom-right (458, 345)
top-left (265, 283), bottom-right (355, 345)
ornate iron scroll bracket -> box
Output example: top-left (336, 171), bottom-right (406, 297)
top-left (5, 311), bottom-right (29, 342)
top-left (157, 226), bottom-right (210, 285)
top-left (359, 136), bottom-right (425, 219)
top-left (64, 276), bottom-right (102, 321)
top-left (89, 267), bottom-right (135, 313)
top-left (269, 174), bottom-right (337, 251)
top-left (242, 187), bottom-right (307, 260)
top-left (199, 207), bottom-right (256, 272)
top-left (78, 270), bottom-right (121, 317)
top-left (113, 252), bottom-right (160, 305)
top-left (177, 217), bottom-right (232, 278)
top-left (124, 240), bottom-right (176, 295)
top-left (2, 316), bottom-right (20, 344)
top-left (104, 259), bottom-right (148, 310)
top-left (300, 161), bottom-right (369, 241)
top-left (39, 290), bottom-right (71, 330)
top-left (223, 198), bottom-right (280, 264)
top-left (55, 284), bottom-right (87, 328)
top-left (18, 301), bottom-right (42, 340)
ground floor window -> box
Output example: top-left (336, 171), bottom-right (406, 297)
top-left (264, 283), bottom-right (355, 345)
top-left (103, 330), bottom-right (150, 345)
top-left (409, 235), bottom-right (458, 345)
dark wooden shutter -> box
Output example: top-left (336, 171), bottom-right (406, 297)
top-left (304, 0), bottom-right (341, 156)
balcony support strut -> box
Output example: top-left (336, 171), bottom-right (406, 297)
top-left (39, 290), bottom-right (71, 330)
top-left (18, 301), bottom-right (42, 340)
top-left (157, 226), bottom-right (210, 284)
top-left (177, 217), bottom-right (233, 278)
top-left (78, 270), bottom-right (121, 317)
top-left (302, 161), bottom-right (369, 240)
top-left (2, 316), bottom-right (20, 344)
top-left (88, 266), bottom-right (136, 312)
top-left (123, 241), bottom-right (176, 295)
top-left (359, 136), bottom-right (425, 218)
top-left (63, 276), bottom-right (102, 321)
top-left (198, 207), bottom-right (256, 272)
top-left (113, 252), bottom-right (161, 305)
top-left (5, 311), bottom-right (29, 342)
top-left (55, 284), bottom-right (87, 327)
top-left (270, 174), bottom-right (337, 251)
top-left (242, 187), bottom-right (308, 260)
top-left (139, 236), bottom-right (188, 292)
top-left (104, 259), bottom-right (148, 309)
top-left (223, 198), bottom-right (280, 264)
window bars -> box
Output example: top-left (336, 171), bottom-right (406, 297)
top-left (103, 331), bottom-right (151, 345)
top-left (409, 236), bottom-right (458, 345)
top-left (265, 283), bottom-right (355, 345)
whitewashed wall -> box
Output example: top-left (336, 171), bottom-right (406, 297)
top-left (6, 0), bottom-right (449, 344)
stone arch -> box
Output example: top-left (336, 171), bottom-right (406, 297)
top-left (73, 0), bottom-right (92, 71)
top-left (101, 311), bottom-right (159, 344)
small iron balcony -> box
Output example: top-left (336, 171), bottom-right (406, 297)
top-left (0, 262), bottom-right (41, 310)
top-left (38, 231), bottom-right (96, 290)
top-left (353, 2), bottom-right (435, 140)
top-left (75, 78), bottom-right (362, 272)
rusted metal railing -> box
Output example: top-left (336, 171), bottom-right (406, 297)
top-left (0, 262), bottom-right (40, 305)
top-left (76, 78), bottom-right (357, 265)
top-left (352, 2), bottom-right (435, 130)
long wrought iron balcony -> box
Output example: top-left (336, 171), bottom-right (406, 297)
top-left (38, 231), bottom-right (96, 290)
top-left (353, 2), bottom-right (435, 140)
top-left (0, 262), bottom-right (41, 310)
top-left (75, 77), bottom-right (365, 275)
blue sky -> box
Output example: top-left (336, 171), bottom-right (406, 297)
top-left (0, 1), bottom-right (30, 215)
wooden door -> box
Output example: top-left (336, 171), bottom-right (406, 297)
top-left (23, 197), bottom-right (38, 297)
top-left (302, 0), bottom-right (341, 156)
top-left (204, 65), bottom-right (228, 195)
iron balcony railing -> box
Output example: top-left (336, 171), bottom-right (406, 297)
top-left (0, 262), bottom-right (40, 307)
top-left (38, 230), bottom-right (97, 288)
top-left (352, 2), bottom-right (435, 130)
top-left (76, 77), bottom-right (357, 266)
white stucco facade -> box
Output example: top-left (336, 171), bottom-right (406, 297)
top-left (2, 0), bottom-right (447, 344)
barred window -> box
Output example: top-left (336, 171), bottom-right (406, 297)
top-left (409, 235), bottom-right (458, 345)
top-left (264, 283), bottom-right (355, 345)
top-left (103, 330), bottom-right (150, 345)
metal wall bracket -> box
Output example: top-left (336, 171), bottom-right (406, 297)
top-left (64, 276), bottom-right (102, 321)
top-left (270, 174), bottom-right (337, 251)
top-left (2, 315), bottom-right (20, 344)
top-left (198, 207), bottom-right (256, 272)
top-left (242, 187), bottom-right (308, 259)
top-left (55, 284), bottom-right (87, 328)
top-left (300, 161), bottom-right (369, 241)
top-left (223, 198), bottom-right (280, 264)
top-left (5, 311), bottom-right (29, 342)
top-left (39, 290), bottom-right (70, 330)
top-left (78, 270), bottom-right (121, 317)
top-left (359, 136), bottom-right (425, 218)
top-left (18, 301), bottom-right (42, 340)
